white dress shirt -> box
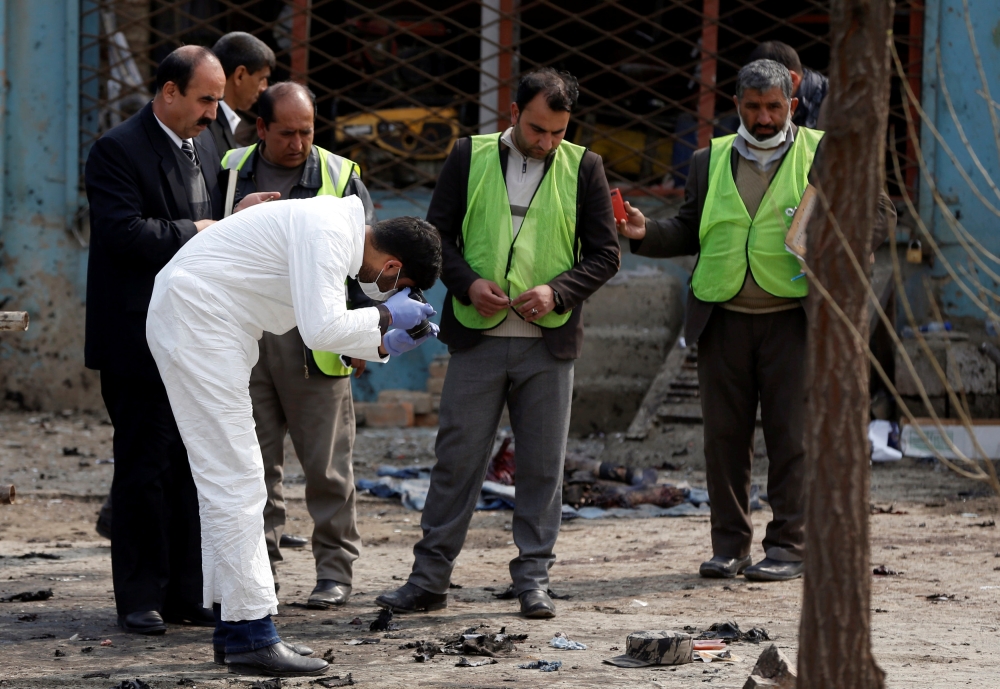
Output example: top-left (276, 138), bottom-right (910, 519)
top-left (153, 112), bottom-right (193, 151)
top-left (218, 100), bottom-right (242, 135)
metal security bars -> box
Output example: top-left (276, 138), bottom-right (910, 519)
top-left (79, 1), bottom-right (925, 216)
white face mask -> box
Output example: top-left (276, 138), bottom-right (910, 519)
top-left (358, 265), bottom-right (399, 303)
top-left (738, 114), bottom-right (791, 150)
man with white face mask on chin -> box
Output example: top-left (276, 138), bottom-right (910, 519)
top-left (617, 59), bottom-right (896, 584)
top-left (146, 195), bottom-right (441, 677)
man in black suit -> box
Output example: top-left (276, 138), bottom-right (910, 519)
top-left (209, 32), bottom-right (274, 156)
top-left (84, 45), bottom-right (228, 635)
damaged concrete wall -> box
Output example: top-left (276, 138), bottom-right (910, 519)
top-left (895, 337), bottom-right (998, 418)
top-left (0, 1), bottom-right (102, 412)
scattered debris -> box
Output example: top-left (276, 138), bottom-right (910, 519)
top-left (248, 680), bottom-right (282, 689)
top-left (8, 552), bottom-right (62, 560)
top-left (1, 589), bottom-right (54, 602)
top-left (926, 593), bottom-right (957, 602)
top-left (53, 649), bottom-right (65, 657)
top-left (630, 599), bottom-right (648, 607)
top-left (176, 680), bottom-right (197, 686)
top-left (344, 638), bottom-right (380, 645)
top-left (448, 582), bottom-right (463, 589)
top-left (455, 657), bottom-right (498, 667)
top-left (873, 565), bottom-right (903, 576)
top-left (603, 631), bottom-right (694, 667)
top-left (81, 646), bottom-right (93, 653)
top-left (743, 644), bottom-right (796, 688)
top-left (62, 447), bottom-right (81, 456)
top-left (17, 613), bottom-right (37, 622)
top-left (403, 640), bottom-right (441, 662)
top-left (69, 633), bottom-right (79, 641)
top-left (348, 617), bottom-right (363, 626)
top-left (440, 627), bottom-right (526, 657)
top-left (695, 649), bottom-right (741, 662)
top-left (322, 648), bottom-right (335, 662)
top-left (972, 520), bottom-right (996, 528)
top-left (314, 675), bottom-right (354, 688)
top-left (369, 608), bottom-right (398, 632)
top-left (549, 632), bottom-right (587, 651)
top-left (96, 458), bottom-right (115, 465)
top-left (517, 660), bottom-right (561, 672)
top-left (697, 622), bottom-right (769, 643)
top-left (82, 672), bottom-right (111, 679)
top-left (875, 608), bottom-right (889, 613)
top-left (693, 640), bottom-right (727, 651)
top-left (870, 504), bottom-right (908, 515)
top-left (109, 680), bottom-right (151, 689)
top-left (321, 620), bottom-right (336, 626)
top-left (100, 639), bottom-right (113, 647)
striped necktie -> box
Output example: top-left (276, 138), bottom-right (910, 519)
top-left (180, 139), bottom-right (197, 165)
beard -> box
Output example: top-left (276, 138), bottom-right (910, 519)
top-left (357, 262), bottom-right (380, 283)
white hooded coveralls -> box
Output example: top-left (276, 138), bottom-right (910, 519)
top-left (146, 195), bottom-right (385, 622)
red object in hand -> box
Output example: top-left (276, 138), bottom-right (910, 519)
top-left (610, 188), bottom-right (627, 224)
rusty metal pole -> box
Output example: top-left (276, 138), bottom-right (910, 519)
top-left (289, 0), bottom-right (311, 83)
top-left (696, 0), bottom-right (719, 149)
top-left (496, 0), bottom-right (515, 132)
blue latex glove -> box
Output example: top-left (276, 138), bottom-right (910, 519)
top-left (385, 287), bottom-right (437, 330)
top-left (382, 323), bottom-right (440, 357)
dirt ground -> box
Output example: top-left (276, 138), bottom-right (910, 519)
top-left (2, 410), bottom-right (999, 688)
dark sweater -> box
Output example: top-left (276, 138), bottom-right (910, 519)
top-left (429, 136), bottom-right (621, 360)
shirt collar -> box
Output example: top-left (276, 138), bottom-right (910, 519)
top-left (500, 127), bottom-right (537, 162)
top-left (153, 112), bottom-right (190, 150)
top-left (218, 100), bottom-right (242, 135)
top-left (733, 125), bottom-right (795, 171)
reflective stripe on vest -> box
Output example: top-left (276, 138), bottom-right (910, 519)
top-left (691, 128), bottom-right (824, 303)
top-left (222, 143), bottom-right (362, 376)
top-left (453, 132), bottom-right (584, 330)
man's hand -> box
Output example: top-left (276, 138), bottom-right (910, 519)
top-left (382, 324), bottom-right (440, 357)
top-left (195, 219), bottom-right (216, 232)
top-left (385, 288), bottom-right (436, 330)
top-left (512, 285), bottom-right (555, 324)
top-left (616, 201), bottom-right (646, 240)
top-left (468, 279), bottom-right (510, 318)
top-left (234, 191), bottom-right (280, 213)
top-left (350, 358), bottom-right (367, 378)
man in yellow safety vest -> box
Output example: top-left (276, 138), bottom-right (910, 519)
top-left (219, 81), bottom-right (377, 620)
top-left (376, 68), bottom-right (620, 619)
top-left (618, 60), bottom-right (895, 582)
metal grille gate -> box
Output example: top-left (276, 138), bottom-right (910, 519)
top-left (79, 1), bottom-right (925, 217)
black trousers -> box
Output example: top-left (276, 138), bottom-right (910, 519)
top-left (101, 370), bottom-right (203, 617)
top-left (697, 306), bottom-right (807, 562)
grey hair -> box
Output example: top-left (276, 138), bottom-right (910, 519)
top-left (735, 59), bottom-right (793, 100)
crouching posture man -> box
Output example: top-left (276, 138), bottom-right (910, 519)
top-left (147, 196), bottom-right (441, 676)
top-left (376, 68), bottom-right (620, 619)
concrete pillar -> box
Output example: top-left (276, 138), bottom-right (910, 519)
top-left (0, 0), bottom-right (99, 410)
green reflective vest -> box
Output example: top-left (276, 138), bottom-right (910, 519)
top-left (691, 127), bottom-right (824, 303)
top-left (222, 143), bottom-right (361, 376)
top-left (453, 132), bottom-right (585, 330)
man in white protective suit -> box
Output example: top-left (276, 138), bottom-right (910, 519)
top-left (146, 194), bottom-right (441, 677)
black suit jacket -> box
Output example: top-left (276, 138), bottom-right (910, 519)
top-left (84, 102), bottom-right (224, 379)
top-left (632, 125), bottom-right (897, 343)
top-left (430, 136), bottom-right (621, 360)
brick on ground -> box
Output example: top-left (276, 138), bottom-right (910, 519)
top-left (426, 377), bottom-right (445, 395)
top-left (354, 401), bottom-right (414, 428)
top-left (378, 389), bottom-right (433, 415)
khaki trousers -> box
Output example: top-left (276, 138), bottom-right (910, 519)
top-left (249, 328), bottom-right (360, 585)
top-left (697, 306), bottom-right (807, 562)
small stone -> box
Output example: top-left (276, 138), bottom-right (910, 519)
top-left (743, 644), bottom-right (797, 689)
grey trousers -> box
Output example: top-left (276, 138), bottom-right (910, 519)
top-left (249, 328), bottom-right (361, 585)
top-left (408, 336), bottom-right (574, 596)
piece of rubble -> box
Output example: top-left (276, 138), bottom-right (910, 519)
top-left (315, 675), bottom-right (354, 688)
top-left (369, 608), bottom-right (398, 632)
top-left (456, 657), bottom-right (498, 667)
top-left (742, 644), bottom-right (796, 689)
top-left (1, 589), bottom-right (54, 602)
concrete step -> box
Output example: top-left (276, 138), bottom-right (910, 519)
top-left (574, 326), bottom-right (673, 379)
top-left (571, 377), bottom-right (653, 435)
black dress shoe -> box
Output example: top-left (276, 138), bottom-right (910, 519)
top-left (279, 533), bottom-right (309, 548)
top-left (307, 580), bottom-right (352, 609)
top-left (163, 606), bottom-right (215, 627)
top-left (118, 610), bottom-right (167, 635)
top-left (743, 558), bottom-right (804, 582)
top-left (375, 582), bottom-right (447, 613)
top-left (226, 641), bottom-right (329, 677)
top-left (699, 555), bottom-right (753, 579)
top-left (216, 641), bottom-right (314, 665)
top-left (519, 589), bottom-right (556, 619)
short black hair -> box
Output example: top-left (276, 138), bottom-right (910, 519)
top-left (212, 32), bottom-right (276, 78)
top-left (155, 46), bottom-right (217, 95)
top-left (515, 67), bottom-right (579, 113)
top-left (257, 82), bottom-right (317, 127)
top-left (748, 41), bottom-right (802, 75)
top-left (371, 217), bottom-right (442, 291)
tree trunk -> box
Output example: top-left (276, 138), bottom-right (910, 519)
top-left (797, 1), bottom-right (895, 687)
